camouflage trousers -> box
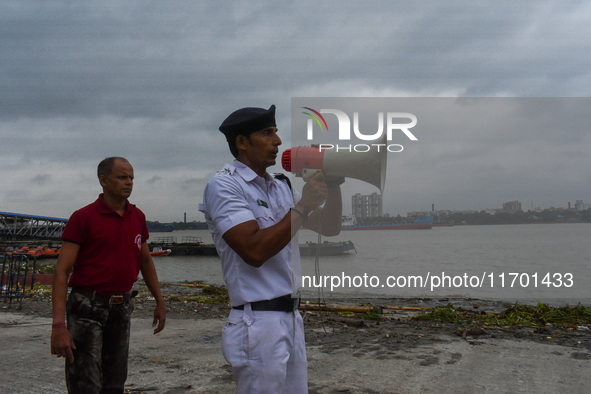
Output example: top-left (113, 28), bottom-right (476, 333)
top-left (65, 290), bottom-right (134, 394)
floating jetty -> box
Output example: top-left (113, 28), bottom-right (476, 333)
top-left (149, 236), bottom-right (217, 256)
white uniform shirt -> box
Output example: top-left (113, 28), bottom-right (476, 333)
top-left (199, 160), bottom-right (302, 307)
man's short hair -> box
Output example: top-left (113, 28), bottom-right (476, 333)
top-left (98, 157), bottom-right (129, 178)
top-left (219, 105), bottom-right (276, 157)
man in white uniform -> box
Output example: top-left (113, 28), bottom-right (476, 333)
top-left (199, 105), bottom-right (342, 393)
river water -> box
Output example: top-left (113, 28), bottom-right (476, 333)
top-left (149, 223), bottom-right (591, 305)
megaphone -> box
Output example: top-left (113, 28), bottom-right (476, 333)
top-left (281, 136), bottom-right (387, 192)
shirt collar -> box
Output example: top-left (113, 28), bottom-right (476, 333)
top-left (233, 160), bottom-right (274, 185)
top-left (95, 193), bottom-right (132, 215)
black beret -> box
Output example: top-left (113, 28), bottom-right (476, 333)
top-left (219, 105), bottom-right (276, 141)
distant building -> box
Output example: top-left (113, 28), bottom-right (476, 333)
top-left (351, 192), bottom-right (382, 219)
top-left (408, 208), bottom-right (478, 218)
top-left (502, 201), bottom-right (522, 214)
top-left (575, 200), bottom-right (591, 211)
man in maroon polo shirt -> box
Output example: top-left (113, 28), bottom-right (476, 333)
top-left (50, 157), bottom-right (166, 394)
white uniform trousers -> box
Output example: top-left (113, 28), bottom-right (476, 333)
top-left (222, 303), bottom-right (308, 393)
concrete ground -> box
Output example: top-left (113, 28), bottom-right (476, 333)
top-left (1, 312), bottom-right (590, 393)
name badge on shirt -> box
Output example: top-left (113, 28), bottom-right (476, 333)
top-left (257, 199), bottom-right (269, 208)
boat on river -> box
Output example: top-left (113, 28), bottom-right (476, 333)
top-left (148, 224), bottom-right (174, 232)
top-left (150, 246), bottom-right (172, 256)
top-left (3, 245), bottom-right (61, 259)
top-left (299, 240), bottom-right (356, 256)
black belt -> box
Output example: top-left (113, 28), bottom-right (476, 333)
top-left (72, 287), bottom-right (136, 305)
top-left (233, 294), bottom-right (300, 312)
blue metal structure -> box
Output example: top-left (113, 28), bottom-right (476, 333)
top-left (0, 253), bottom-right (36, 309)
top-left (0, 211), bottom-right (68, 240)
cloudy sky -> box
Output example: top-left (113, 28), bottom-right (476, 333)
top-left (1, 1), bottom-right (590, 222)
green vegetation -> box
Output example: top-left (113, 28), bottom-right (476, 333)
top-left (356, 208), bottom-right (591, 226)
top-left (166, 284), bottom-right (229, 305)
top-left (35, 262), bottom-right (56, 274)
top-left (438, 209), bottom-right (582, 224)
top-left (363, 308), bottom-right (383, 321)
top-left (437, 208), bottom-right (591, 225)
top-left (33, 283), bottom-right (52, 292)
top-left (148, 208), bottom-right (591, 228)
top-left (415, 303), bottom-right (591, 329)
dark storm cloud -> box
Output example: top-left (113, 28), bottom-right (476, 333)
top-left (1, 1), bottom-right (590, 220)
top-left (3, 1), bottom-right (588, 121)
top-left (31, 173), bottom-right (51, 185)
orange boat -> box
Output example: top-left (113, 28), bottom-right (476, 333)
top-left (9, 246), bottom-right (60, 259)
top-left (150, 247), bottom-right (172, 257)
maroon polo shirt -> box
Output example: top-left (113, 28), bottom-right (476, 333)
top-left (63, 194), bottom-right (149, 294)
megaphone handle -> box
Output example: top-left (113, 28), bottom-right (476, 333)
top-left (302, 168), bottom-right (321, 182)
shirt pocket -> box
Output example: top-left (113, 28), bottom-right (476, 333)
top-left (248, 202), bottom-right (275, 228)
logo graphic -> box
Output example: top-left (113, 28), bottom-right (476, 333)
top-left (302, 107), bottom-right (329, 133)
top-left (134, 234), bottom-right (142, 250)
top-left (304, 109), bottom-right (417, 142)
top-left (302, 107), bottom-right (418, 153)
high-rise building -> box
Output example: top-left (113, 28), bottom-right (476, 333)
top-left (575, 200), bottom-right (591, 211)
top-left (351, 192), bottom-right (382, 219)
top-left (502, 201), bottom-right (522, 214)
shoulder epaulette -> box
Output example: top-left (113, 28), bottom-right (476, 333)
top-left (273, 173), bottom-right (292, 191)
